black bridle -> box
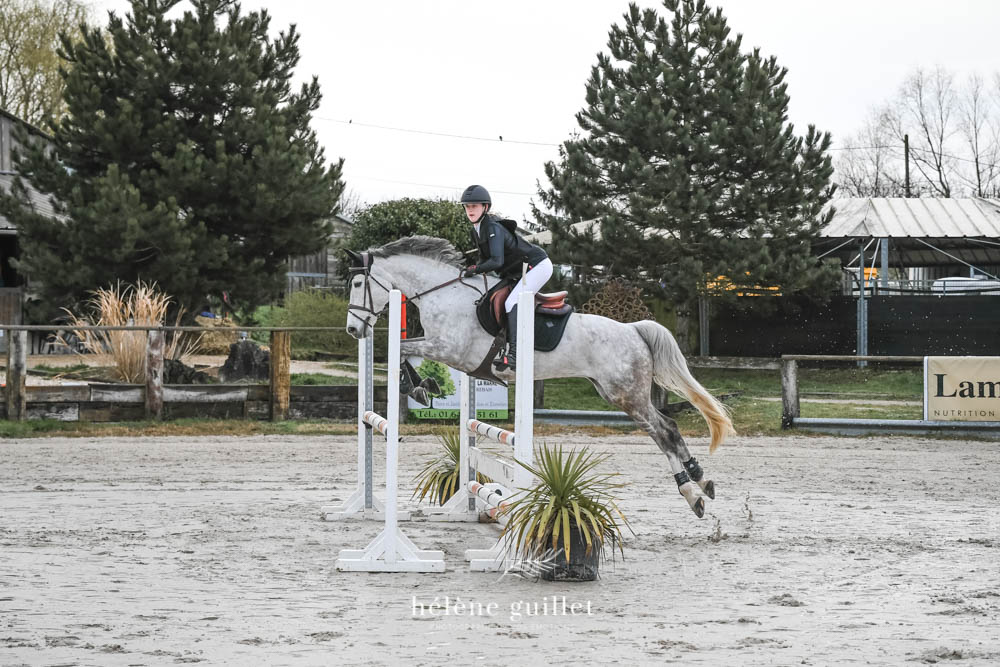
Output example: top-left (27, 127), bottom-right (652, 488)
top-left (345, 250), bottom-right (486, 336)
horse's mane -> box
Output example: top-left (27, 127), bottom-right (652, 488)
top-left (369, 235), bottom-right (464, 268)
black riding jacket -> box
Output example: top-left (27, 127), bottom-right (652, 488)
top-left (468, 215), bottom-right (548, 280)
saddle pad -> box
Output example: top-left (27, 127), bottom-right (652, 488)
top-left (533, 307), bottom-right (574, 352)
top-left (475, 285), bottom-right (574, 350)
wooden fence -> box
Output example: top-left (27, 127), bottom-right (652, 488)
top-left (2, 326), bottom-right (384, 422)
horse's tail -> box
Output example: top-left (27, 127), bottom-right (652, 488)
top-left (631, 321), bottom-right (735, 453)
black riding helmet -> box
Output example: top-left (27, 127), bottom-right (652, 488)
top-left (460, 184), bottom-right (491, 209)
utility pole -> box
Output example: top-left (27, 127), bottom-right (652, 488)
top-left (904, 134), bottom-right (911, 197)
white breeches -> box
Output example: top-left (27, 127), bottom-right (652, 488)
top-left (505, 258), bottom-right (553, 313)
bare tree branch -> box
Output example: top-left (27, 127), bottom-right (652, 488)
top-left (0, 0), bottom-right (90, 126)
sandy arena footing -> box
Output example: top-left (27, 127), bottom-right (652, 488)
top-left (1, 433), bottom-right (999, 665)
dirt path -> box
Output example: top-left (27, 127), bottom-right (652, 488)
top-left (1, 433), bottom-right (999, 665)
top-left (12, 354), bottom-right (362, 385)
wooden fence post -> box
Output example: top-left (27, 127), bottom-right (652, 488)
top-left (145, 330), bottom-right (164, 420)
top-left (270, 331), bottom-right (291, 421)
top-left (652, 384), bottom-right (669, 413)
top-left (781, 358), bottom-right (800, 428)
top-left (533, 379), bottom-right (545, 410)
top-left (5, 329), bottom-right (26, 421)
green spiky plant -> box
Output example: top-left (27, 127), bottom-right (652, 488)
top-left (501, 445), bottom-right (632, 568)
top-left (412, 430), bottom-right (490, 506)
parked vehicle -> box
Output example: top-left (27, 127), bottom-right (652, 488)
top-left (931, 276), bottom-right (1000, 295)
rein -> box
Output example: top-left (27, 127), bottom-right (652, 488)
top-left (408, 273), bottom-right (486, 301)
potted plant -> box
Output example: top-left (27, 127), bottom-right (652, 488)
top-left (413, 430), bottom-right (491, 505)
top-left (500, 444), bottom-right (631, 581)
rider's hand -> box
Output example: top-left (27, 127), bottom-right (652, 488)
top-left (461, 265), bottom-right (479, 278)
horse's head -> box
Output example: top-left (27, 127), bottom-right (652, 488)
top-left (344, 249), bottom-right (393, 339)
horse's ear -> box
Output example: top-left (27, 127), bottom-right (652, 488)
top-left (345, 249), bottom-right (365, 268)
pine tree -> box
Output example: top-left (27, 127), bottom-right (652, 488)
top-left (537, 0), bottom-right (838, 313)
top-left (0, 0), bottom-right (344, 318)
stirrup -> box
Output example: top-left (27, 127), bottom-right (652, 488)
top-left (492, 355), bottom-right (514, 372)
top-left (492, 347), bottom-right (516, 372)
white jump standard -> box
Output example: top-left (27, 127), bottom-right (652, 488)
top-left (321, 334), bottom-right (387, 521)
top-left (335, 290), bottom-right (445, 573)
top-left (427, 289), bottom-right (537, 571)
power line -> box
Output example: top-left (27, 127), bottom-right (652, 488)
top-left (321, 116), bottom-right (1000, 170)
top-left (835, 142), bottom-right (1000, 171)
top-left (349, 174), bottom-right (536, 197)
top-left (318, 117), bottom-right (559, 147)
top-left (327, 115), bottom-right (1000, 193)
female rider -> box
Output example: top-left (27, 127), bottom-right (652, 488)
top-left (459, 184), bottom-right (553, 371)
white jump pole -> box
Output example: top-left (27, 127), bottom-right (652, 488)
top-left (336, 290), bottom-right (445, 573)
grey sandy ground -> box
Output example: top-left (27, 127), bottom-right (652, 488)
top-left (1, 434), bottom-right (999, 665)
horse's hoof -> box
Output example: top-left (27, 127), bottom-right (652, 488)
top-left (693, 498), bottom-right (705, 518)
top-left (409, 387), bottom-right (431, 407)
top-left (702, 480), bottom-right (716, 500)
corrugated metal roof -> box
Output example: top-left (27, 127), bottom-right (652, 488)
top-left (822, 197), bottom-right (1000, 238)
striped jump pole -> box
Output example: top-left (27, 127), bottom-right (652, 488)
top-left (467, 419), bottom-right (515, 446)
top-left (363, 410), bottom-right (389, 437)
top-left (468, 481), bottom-right (515, 524)
top-left (336, 289), bottom-right (445, 573)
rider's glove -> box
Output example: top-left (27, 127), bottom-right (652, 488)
top-left (461, 265), bottom-right (479, 278)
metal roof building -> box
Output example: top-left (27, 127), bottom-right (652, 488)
top-left (527, 197), bottom-right (1000, 275)
top-left (816, 197), bottom-right (1000, 271)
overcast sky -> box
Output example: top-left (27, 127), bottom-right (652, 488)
top-left (90, 0), bottom-right (1000, 222)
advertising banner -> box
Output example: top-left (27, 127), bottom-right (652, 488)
top-left (406, 357), bottom-right (508, 420)
top-left (923, 356), bottom-right (1000, 422)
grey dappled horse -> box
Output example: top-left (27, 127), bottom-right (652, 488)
top-left (345, 236), bottom-right (734, 518)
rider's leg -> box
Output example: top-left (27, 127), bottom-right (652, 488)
top-left (496, 260), bottom-right (554, 371)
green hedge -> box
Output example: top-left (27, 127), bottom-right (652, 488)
top-left (256, 289), bottom-right (388, 358)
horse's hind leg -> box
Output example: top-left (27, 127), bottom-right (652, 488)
top-left (590, 378), bottom-right (708, 518)
top-left (681, 454), bottom-right (715, 500)
top-left (644, 408), bottom-right (709, 517)
top-left (668, 435), bottom-right (715, 499)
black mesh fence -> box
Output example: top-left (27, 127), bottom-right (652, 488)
top-left (707, 295), bottom-right (1000, 357)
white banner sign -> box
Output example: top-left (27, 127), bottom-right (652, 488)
top-left (924, 356), bottom-right (1000, 422)
top-left (406, 356), bottom-right (508, 420)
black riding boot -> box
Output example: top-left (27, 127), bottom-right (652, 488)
top-left (494, 306), bottom-right (518, 371)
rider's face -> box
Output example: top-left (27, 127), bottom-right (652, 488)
top-left (464, 203), bottom-right (486, 222)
